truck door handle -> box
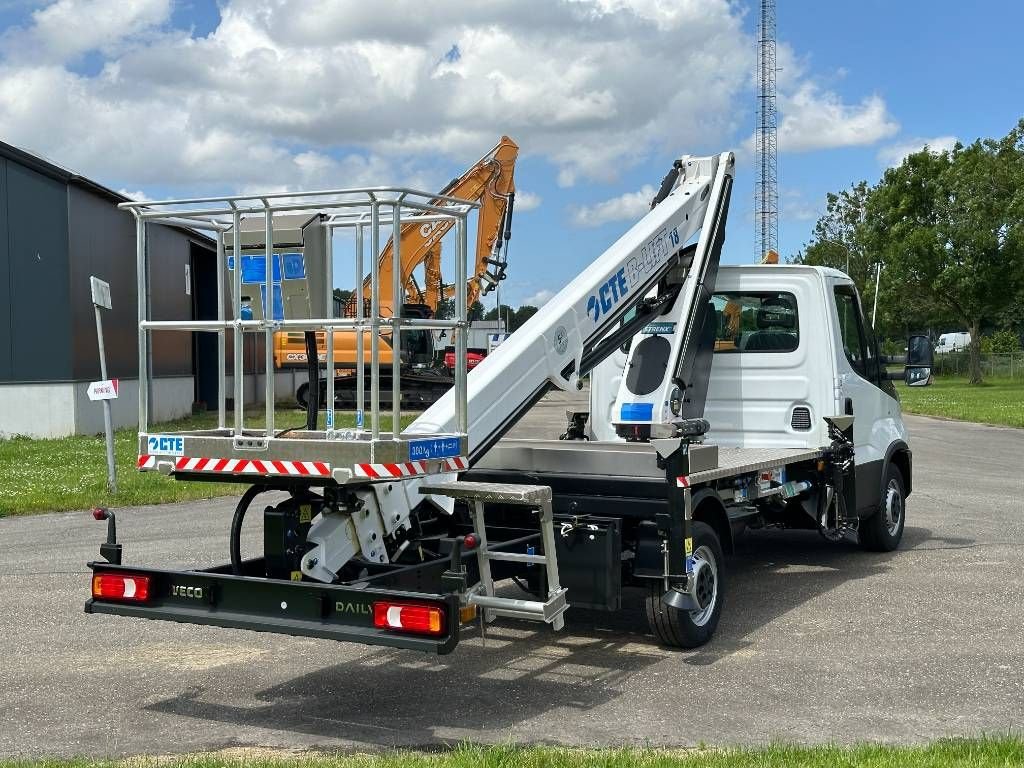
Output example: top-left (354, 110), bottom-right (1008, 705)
top-left (844, 397), bottom-right (854, 415)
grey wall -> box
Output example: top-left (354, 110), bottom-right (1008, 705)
top-left (145, 223), bottom-right (196, 377)
top-left (0, 158), bottom-right (9, 381)
top-left (67, 185), bottom-right (136, 382)
top-left (68, 186), bottom-right (206, 382)
top-left (0, 158), bottom-right (71, 382)
top-left (0, 155), bottom-right (214, 387)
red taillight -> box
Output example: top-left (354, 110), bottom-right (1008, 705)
top-left (373, 601), bottom-right (445, 636)
top-left (92, 573), bottom-right (151, 602)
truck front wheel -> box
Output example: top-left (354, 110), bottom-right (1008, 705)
top-left (645, 521), bottom-right (725, 648)
top-left (859, 464), bottom-right (906, 552)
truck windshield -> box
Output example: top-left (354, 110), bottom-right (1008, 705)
top-left (711, 292), bottom-right (799, 352)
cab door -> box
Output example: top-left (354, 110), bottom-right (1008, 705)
top-left (830, 280), bottom-right (905, 513)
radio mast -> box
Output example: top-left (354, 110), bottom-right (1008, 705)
top-left (754, 0), bottom-right (779, 262)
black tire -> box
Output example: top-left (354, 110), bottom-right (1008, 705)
top-left (645, 521), bottom-right (725, 649)
top-left (859, 463), bottom-right (906, 552)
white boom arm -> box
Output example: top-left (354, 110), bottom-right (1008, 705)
top-left (411, 152), bottom-right (734, 451)
top-left (302, 151), bottom-right (735, 583)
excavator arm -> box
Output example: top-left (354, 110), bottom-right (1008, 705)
top-left (362, 135), bottom-right (518, 316)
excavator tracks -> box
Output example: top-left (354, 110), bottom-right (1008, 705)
top-left (296, 370), bottom-right (456, 411)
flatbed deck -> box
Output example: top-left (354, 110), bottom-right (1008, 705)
top-left (476, 438), bottom-right (824, 484)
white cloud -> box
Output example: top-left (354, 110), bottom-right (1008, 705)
top-left (514, 190), bottom-right (542, 211)
top-left (570, 184), bottom-right (655, 228)
top-left (522, 288), bottom-right (555, 306)
top-left (0, 0), bottom-right (752, 195)
top-left (4, 0), bottom-right (171, 63)
top-left (0, 0), bottom-right (903, 205)
top-left (877, 135), bottom-right (958, 167)
top-left (781, 188), bottom-right (818, 222)
top-left (744, 63), bottom-right (900, 156)
top-left (776, 83), bottom-right (899, 153)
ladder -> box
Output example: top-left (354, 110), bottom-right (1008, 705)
top-left (418, 481), bottom-right (568, 630)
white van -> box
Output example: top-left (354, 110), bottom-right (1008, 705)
top-left (935, 332), bottom-right (970, 354)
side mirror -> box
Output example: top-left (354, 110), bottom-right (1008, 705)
top-left (904, 334), bottom-right (933, 387)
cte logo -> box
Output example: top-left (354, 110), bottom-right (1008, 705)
top-left (587, 268), bottom-right (629, 322)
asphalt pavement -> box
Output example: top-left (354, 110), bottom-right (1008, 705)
top-left (1, 397), bottom-right (1023, 756)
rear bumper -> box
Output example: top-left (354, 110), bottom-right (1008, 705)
top-left (85, 562), bottom-right (461, 654)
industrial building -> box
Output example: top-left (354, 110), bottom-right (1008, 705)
top-left (0, 141), bottom-right (217, 438)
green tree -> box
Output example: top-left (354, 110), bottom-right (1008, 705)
top-left (484, 304), bottom-right (515, 330)
top-left (793, 181), bottom-right (877, 298)
top-left (513, 305), bottom-right (539, 329)
top-left (982, 329), bottom-right (1022, 355)
top-left (434, 295), bottom-right (454, 319)
top-left (866, 120), bottom-right (1024, 384)
top-left (792, 181), bottom-right (944, 341)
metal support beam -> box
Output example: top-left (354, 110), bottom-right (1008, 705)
top-left (135, 216), bottom-right (148, 433)
top-left (391, 201), bottom-right (402, 435)
top-left (263, 203), bottom-right (274, 437)
top-left (324, 220), bottom-right (335, 431)
top-left (231, 205), bottom-right (243, 434)
top-left (215, 231), bottom-right (227, 430)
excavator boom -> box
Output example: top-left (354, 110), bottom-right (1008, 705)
top-left (362, 135), bottom-right (517, 316)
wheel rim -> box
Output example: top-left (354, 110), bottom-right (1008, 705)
top-left (883, 479), bottom-right (903, 536)
top-left (689, 544), bottom-right (719, 627)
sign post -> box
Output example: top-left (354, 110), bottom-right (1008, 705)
top-left (90, 276), bottom-right (117, 494)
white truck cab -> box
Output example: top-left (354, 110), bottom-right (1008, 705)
top-left (590, 264), bottom-right (912, 518)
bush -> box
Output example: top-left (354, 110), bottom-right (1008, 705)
top-left (880, 338), bottom-right (906, 357)
top-left (983, 329), bottom-right (1022, 355)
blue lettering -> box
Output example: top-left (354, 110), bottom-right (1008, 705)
top-left (586, 269), bottom-right (635, 323)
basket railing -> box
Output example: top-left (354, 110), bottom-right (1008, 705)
top-left (119, 187), bottom-right (476, 445)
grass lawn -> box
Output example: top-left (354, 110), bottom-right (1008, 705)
top-left (0, 408), bottom-right (415, 517)
top-left (1, 740), bottom-right (1022, 768)
top-left (898, 376), bottom-right (1024, 429)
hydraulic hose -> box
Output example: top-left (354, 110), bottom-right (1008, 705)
top-left (230, 484), bottom-right (270, 575)
top-left (304, 330), bottom-right (320, 430)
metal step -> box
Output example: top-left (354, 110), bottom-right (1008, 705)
top-left (419, 480), bottom-right (566, 630)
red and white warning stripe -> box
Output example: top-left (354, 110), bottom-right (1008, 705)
top-left (676, 475), bottom-right (691, 488)
top-left (137, 454), bottom-right (330, 477)
top-left (442, 456), bottom-right (469, 472)
top-left (353, 461), bottom-right (428, 479)
top-left (139, 454), bottom-right (470, 480)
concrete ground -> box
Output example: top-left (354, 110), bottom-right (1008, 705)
top-left (1, 395), bottom-right (1022, 756)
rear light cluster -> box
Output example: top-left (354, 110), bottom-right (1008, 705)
top-left (373, 601), bottom-right (445, 636)
top-left (92, 572), bottom-right (151, 602)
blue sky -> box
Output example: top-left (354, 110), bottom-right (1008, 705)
top-left (0, 0), bottom-right (1020, 309)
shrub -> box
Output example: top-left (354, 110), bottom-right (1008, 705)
top-left (983, 330), bottom-right (1022, 355)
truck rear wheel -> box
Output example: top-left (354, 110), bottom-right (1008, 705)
top-left (645, 521), bottom-right (725, 648)
top-left (859, 464), bottom-right (906, 552)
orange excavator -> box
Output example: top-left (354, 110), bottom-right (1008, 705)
top-left (285, 136), bottom-right (518, 410)
top-left (365, 133), bottom-right (518, 317)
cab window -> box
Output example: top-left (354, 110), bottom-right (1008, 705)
top-left (711, 292), bottom-right (799, 353)
top-left (834, 287), bottom-right (867, 376)
top-left (834, 285), bottom-right (891, 393)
